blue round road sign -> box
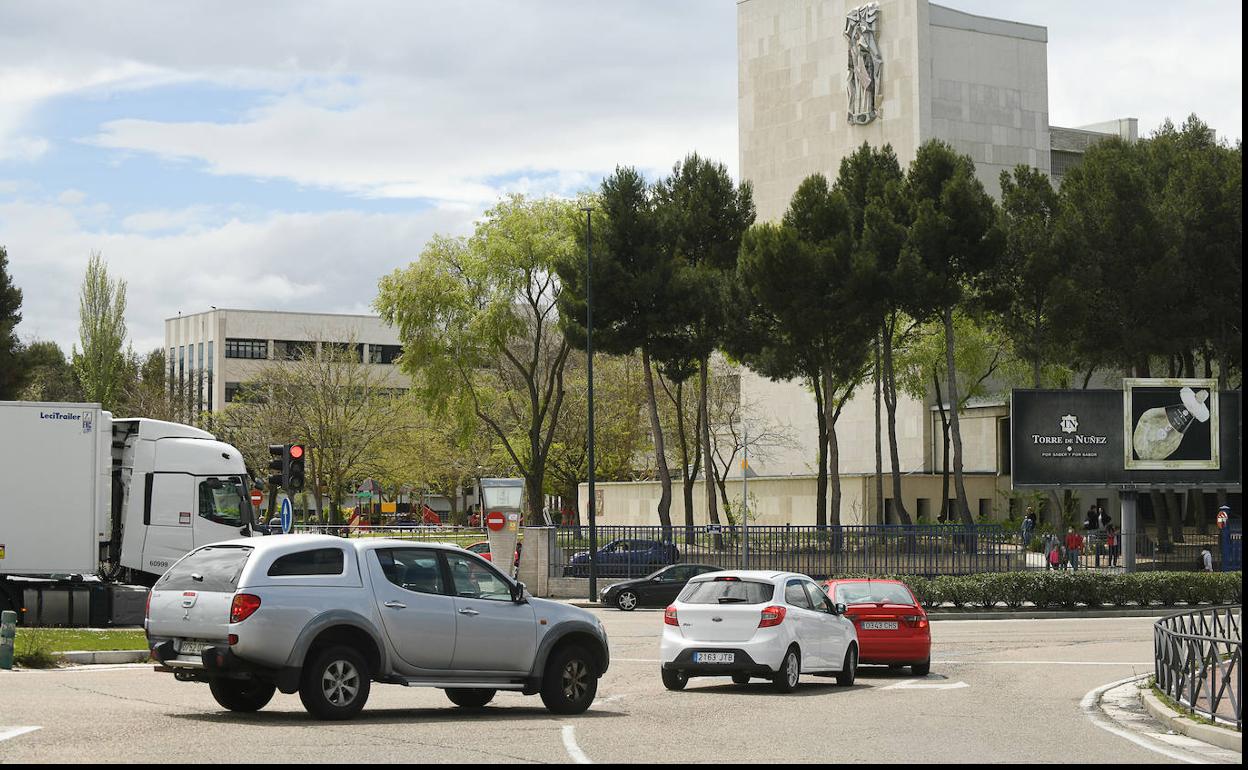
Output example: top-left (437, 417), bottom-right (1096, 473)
top-left (280, 498), bottom-right (293, 534)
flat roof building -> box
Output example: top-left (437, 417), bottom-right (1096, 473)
top-left (164, 308), bottom-right (408, 414)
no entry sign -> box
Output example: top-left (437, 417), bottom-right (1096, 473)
top-left (250, 489), bottom-right (263, 506)
top-left (485, 511), bottom-right (506, 532)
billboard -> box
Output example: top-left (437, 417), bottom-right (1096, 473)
top-left (1011, 380), bottom-right (1241, 488)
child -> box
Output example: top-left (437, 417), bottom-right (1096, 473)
top-left (1048, 542), bottom-right (1062, 571)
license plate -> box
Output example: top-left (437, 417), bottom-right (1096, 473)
top-left (862, 621), bottom-right (899, 630)
top-left (693, 652), bottom-right (735, 664)
top-left (178, 639), bottom-right (212, 655)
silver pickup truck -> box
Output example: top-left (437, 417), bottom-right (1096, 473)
top-left (146, 534), bottom-right (609, 720)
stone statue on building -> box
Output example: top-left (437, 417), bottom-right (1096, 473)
top-left (845, 2), bottom-right (882, 124)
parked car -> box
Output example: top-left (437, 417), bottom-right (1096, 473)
top-left (820, 578), bottom-right (930, 675)
top-left (466, 540), bottom-right (521, 568)
top-left (600, 564), bottom-right (721, 611)
top-left (566, 538), bottom-right (680, 578)
top-left (147, 534), bottom-right (609, 720)
top-left (659, 570), bottom-right (858, 693)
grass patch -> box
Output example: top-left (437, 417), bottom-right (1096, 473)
top-left (15, 627), bottom-right (148, 654)
top-left (1150, 681), bottom-right (1220, 727)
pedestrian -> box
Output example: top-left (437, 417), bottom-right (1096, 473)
top-left (1105, 524), bottom-right (1119, 567)
top-left (1084, 505), bottom-right (1098, 532)
top-left (1200, 548), bottom-right (1214, 573)
top-left (1065, 527), bottom-right (1084, 570)
top-left (1097, 506), bottom-right (1112, 531)
top-left (1021, 507), bottom-right (1037, 548)
top-left (1047, 541), bottom-right (1062, 571)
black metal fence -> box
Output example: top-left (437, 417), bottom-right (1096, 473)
top-left (289, 524), bottom-right (488, 545)
top-left (1153, 605), bottom-right (1242, 729)
top-left (551, 524), bottom-right (1020, 579)
top-left (1030, 531), bottom-right (1235, 572)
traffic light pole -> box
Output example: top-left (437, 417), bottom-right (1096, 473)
top-left (584, 206), bottom-right (598, 603)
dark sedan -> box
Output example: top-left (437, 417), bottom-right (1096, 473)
top-left (566, 538), bottom-right (680, 578)
top-left (600, 563), bottom-right (722, 610)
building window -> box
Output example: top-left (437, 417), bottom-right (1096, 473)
top-left (324, 342), bottom-right (363, 362)
top-left (273, 339), bottom-right (313, 361)
top-left (168, 347), bottom-right (175, 396)
top-left (207, 341), bottom-right (214, 410)
top-left (368, 344), bottom-right (403, 364)
top-left (197, 342), bottom-right (204, 414)
top-left (224, 338), bottom-right (268, 360)
top-left (225, 382), bottom-right (241, 403)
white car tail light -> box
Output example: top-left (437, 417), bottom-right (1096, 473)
top-left (758, 605), bottom-right (787, 628)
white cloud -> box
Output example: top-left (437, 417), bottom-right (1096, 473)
top-left (1, 201), bottom-right (476, 353)
top-left (57, 189), bottom-right (86, 205)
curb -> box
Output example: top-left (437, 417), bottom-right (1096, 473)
top-left (560, 601), bottom-right (1189, 621)
top-left (1140, 687), bottom-right (1243, 753)
top-left (59, 650), bottom-right (151, 665)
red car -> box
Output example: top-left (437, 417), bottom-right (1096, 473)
top-left (821, 578), bottom-right (931, 675)
top-left (466, 540), bottom-right (520, 568)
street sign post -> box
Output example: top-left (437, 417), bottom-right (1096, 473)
top-left (280, 497), bottom-right (293, 534)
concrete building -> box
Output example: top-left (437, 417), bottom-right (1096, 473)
top-left (164, 308), bottom-right (408, 414)
top-left (582, 1), bottom-right (1136, 528)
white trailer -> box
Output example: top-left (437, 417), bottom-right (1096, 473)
top-left (0, 401), bottom-right (260, 624)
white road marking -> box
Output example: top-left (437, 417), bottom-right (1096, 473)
top-left (0, 726), bottom-right (42, 743)
top-left (614, 657), bottom-right (660, 663)
top-left (881, 679), bottom-right (969, 690)
top-left (1079, 674), bottom-right (1208, 764)
top-left (592, 694), bottom-right (626, 707)
top-left (12, 664), bottom-right (152, 674)
top-left (938, 660), bottom-right (1153, 666)
top-left (561, 725), bottom-right (593, 764)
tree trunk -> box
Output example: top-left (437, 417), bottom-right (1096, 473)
top-left (941, 306), bottom-right (972, 525)
top-left (642, 349), bottom-right (673, 539)
top-left (700, 357), bottom-right (720, 528)
top-left (821, 365), bottom-right (842, 528)
top-left (934, 369), bottom-right (950, 523)
top-left (1169, 491), bottom-right (1185, 544)
top-left (813, 374), bottom-right (828, 528)
top-left (874, 336), bottom-right (884, 525)
top-left (881, 317), bottom-right (912, 524)
top-left (1150, 491), bottom-right (1171, 547)
top-left (673, 379), bottom-right (697, 544)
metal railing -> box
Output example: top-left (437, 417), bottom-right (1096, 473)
top-left (287, 524), bottom-right (488, 544)
top-left (551, 524), bottom-right (1020, 579)
top-left (1153, 605), bottom-right (1242, 729)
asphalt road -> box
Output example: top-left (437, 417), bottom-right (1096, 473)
top-left (0, 613), bottom-right (1207, 764)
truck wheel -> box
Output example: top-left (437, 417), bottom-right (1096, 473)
top-left (445, 688), bottom-right (495, 709)
top-left (209, 678), bottom-right (276, 712)
top-left (299, 645), bottom-right (370, 720)
top-left (661, 668), bottom-right (688, 691)
top-left (540, 645), bottom-right (598, 714)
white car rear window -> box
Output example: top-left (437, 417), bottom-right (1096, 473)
top-left (678, 578), bottom-right (774, 605)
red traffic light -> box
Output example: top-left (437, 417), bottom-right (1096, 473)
top-left (289, 444), bottom-right (304, 459)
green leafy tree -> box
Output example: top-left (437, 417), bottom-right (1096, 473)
top-left (733, 174), bottom-right (872, 526)
top-left (902, 140), bottom-right (1002, 525)
top-left (557, 167), bottom-right (680, 537)
top-left (992, 165), bottom-right (1080, 388)
top-left (654, 153), bottom-right (755, 532)
top-left (377, 194), bottom-right (579, 525)
top-left (72, 251), bottom-right (130, 410)
top-left (0, 246), bottom-right (22, 399)
top-left (836, 143), bottom-right (913, 523)
top-left (17, 340), bottom-right (81, 402)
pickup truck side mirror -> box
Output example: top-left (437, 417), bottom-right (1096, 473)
top-left (833, 602), bottom-right (848, 615)
top-left (512, 581), bottom-right (529, 604)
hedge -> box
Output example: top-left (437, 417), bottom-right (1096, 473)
top-left (828, 571), bottom-right (1241, 610)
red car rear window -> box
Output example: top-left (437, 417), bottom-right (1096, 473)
top-left (832, 582), bottom-right (916, 606)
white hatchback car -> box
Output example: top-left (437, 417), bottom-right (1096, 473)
top-left (659, 571), bottom-right (858, 692)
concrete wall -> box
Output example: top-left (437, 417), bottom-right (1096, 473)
top-left (926, 4), bottom-right (1050, 197)
top-left (738, 0), bottom-right (932, 222)
top-left (579, 471), bottom-right (1011, 527)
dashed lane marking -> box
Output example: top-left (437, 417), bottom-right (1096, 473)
top-left (0, 726), bottom-right (42, 743)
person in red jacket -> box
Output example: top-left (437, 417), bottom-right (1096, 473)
top-left (1065, 528), bottom-right (1084, 570)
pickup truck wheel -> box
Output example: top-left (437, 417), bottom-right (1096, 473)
top-left (445, 688), bottom-right (496, 709)
top-left (299, 645), bottom-right (370, 720)
top-left (209, 678), bottom-right (276, 712)
top-left (540, 645), bottom-right (598, 715)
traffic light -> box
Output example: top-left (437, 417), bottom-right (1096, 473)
top-left (267, 444), bottom-right (285, 488)
top-left (287, 443), bottom-right (305, 492)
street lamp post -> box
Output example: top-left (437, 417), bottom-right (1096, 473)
top-left (583, 207), bottom-right (598, 601)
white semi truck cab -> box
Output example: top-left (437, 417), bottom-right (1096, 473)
top-left (0, 401), bottom-right (260, 625)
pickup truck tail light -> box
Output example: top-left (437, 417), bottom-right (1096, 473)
top-left (664, 606), bottom-right (679, 626)
top-left (758, 605), bottom-right (787, 628)
top-left (230, 593), bottom-right (262, 623)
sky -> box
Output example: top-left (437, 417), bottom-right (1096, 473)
top-left (1, 0), bottom-right (1241, 355)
